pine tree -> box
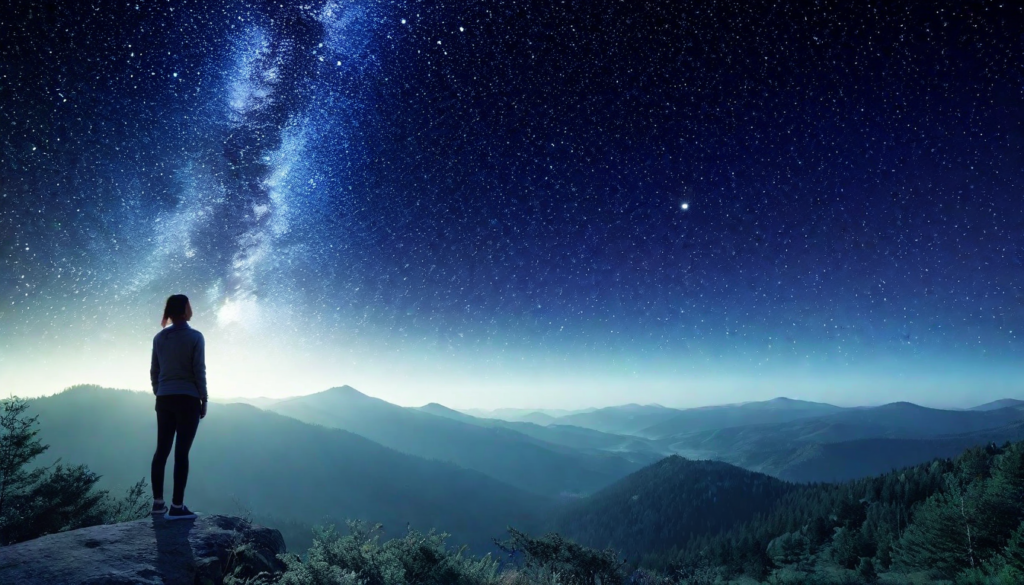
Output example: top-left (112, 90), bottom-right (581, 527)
top-left (985, 444), bottom-right (1024, 546)
top-left (895, 472), bottom-right (985, 578)
top-left (1002, 521), bottom-right (1024, 574)
top-left (0, 396), bottom-right (50, 544)
top-left (0, 396), bottom-right (120, 545)
top-left (856, 557), bottom-right (878, 583)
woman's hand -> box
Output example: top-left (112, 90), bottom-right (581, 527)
top-left (200, 400), bottom-right (208, 419)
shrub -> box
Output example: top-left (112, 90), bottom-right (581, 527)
top-left (279, 523), bottom-right (635, 585)
top-left (279, 521), bottom-right (501, 585)
top-left (497, 527), bottom-right (626, 585)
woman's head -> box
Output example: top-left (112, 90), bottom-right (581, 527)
top-left (161, 294), bottom-right (193, 327)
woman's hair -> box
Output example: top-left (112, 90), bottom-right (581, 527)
top-left (161, 294), bottom-right (190, 327)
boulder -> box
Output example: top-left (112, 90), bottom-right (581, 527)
top-left (0, 514), bottom-right (286, 584)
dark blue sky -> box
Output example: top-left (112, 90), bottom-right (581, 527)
top-left (1, 0), bottom-right (1022, 406)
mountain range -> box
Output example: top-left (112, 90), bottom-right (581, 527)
top-left (267, 386), bottom-right (648, 497)
top-left (28, 386), bottom-right (548, 552)
top-left (464, 396), bottom-right (1024, 483)
top-left (25, 384), bottom-right (1024, 555)
top-left (654, 401), bottom-right (1024, 480)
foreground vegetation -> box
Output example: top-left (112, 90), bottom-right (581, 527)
top-left (0, 397), bottom-right (149, 545)
top-left (276, 523), bottom-right (628, 585)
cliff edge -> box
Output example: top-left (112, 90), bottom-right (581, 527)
top-left (0, 514), bottom-right (286, 585)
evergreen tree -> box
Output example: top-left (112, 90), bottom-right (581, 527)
top-left (984, 444), bottom-right (1024, 545)
top-left (895, 471), bottom-right (985, 578)
top-left (0, 396), bottom-right (141, 545)
top-left (856, 557), bottom-right (878, 583)
top-left (873, 522), bottom-right (895, 570)
top-left (830, 525), bottom-right (871, 570)
top-left (1001, 521), bottom-right (1024, 574)
top-left (766, 531), bottom-right (810, 569)
top-left (0, 396), bottom-right (48, 536)
top-left (498, 527), bottom-right (625, 585)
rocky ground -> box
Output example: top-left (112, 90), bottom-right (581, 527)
top-left (0, 514), bottom-right (286, 585)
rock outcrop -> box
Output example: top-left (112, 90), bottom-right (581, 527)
top-left (0, 514), bottom-right (286, 585)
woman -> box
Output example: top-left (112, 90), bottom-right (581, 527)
top-left (149, 294), bottom-right (208, 520)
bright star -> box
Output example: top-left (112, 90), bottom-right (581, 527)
top-left (681, 202), bottom-right (689, 210)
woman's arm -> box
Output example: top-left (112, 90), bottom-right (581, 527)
top-left (193, 333), bottom-right (208, 403)
top-left (150, 339), bottom-right (160, 394)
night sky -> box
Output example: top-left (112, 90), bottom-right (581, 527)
top-left (2, 0), bottom-right (1022, 407)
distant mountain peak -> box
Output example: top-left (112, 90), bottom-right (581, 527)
top-left (420, 402), bottom-right (460, 414)
top-left (315, 385), bottom-right (386, 402)
top-left (325, 384), bottom-right (362, 395)
top-left (280, 385), bottom-right (384, 406)
top-left (971, 398), bottom-right (1024, 412)
top-left (417, 403), bottom-right (479, 423)
top-left (878, 401), bottom-right (927, 410)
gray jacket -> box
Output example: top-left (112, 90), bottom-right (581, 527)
top-left (150, 322), bottom-right (208, 401)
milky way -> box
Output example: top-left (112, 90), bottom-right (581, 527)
top-left (1, 0), bottom-right (1022, 406)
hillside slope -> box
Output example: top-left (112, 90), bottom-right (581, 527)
top-left (30, 386), bottom-right (547, 552)
top-left (555, 455), bottom-right (798, 559)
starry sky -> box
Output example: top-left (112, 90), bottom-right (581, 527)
top-left (1, 0), bottom-right (1022, 408)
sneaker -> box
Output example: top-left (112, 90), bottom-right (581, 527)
top-left (164, 504), bottom-right (198, 521)
top-left (152, 501), bottom-right (169, 515)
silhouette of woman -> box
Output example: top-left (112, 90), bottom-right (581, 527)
top-left (149, 294), bottom-right (207, 520)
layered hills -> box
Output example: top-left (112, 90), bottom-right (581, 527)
top-left (29, 386), bottom-right (548, 552)
top-left (554, 404), bottom-right (682, 435)
top-left (639, 397), bottom-right (843, 438)
top-left (474, 397), bottom-right (1024, 484)
top-left (269, 386), bottom-right (648, 496)
top-left (656, 401), bottom-right (1024, 480)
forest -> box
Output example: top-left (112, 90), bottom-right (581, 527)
top-left (625, 443), bottom-right (1024, 584)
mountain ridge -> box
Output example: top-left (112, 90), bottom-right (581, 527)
top-left (270, 385), bottom-right (645, 496)
top-left (971, 398), bottom-right (1024, 412)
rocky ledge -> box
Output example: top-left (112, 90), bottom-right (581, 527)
top-left (0, 514), bottom-right (286, 585)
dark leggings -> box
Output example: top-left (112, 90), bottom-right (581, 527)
top-left (151, 394), bottom-right (201, 506)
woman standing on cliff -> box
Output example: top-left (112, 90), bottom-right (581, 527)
top-left (149, 294), bottom-right (207, 520)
